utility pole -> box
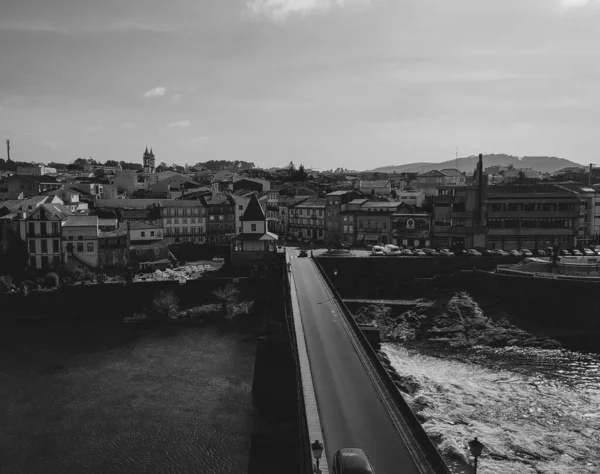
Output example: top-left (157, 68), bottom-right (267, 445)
top-left (6, 139), bottom-right (10, 162)
top-left (589, 163), bottom-right (593, 187)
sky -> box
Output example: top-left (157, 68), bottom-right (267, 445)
top-left (1, 0), bottom-right (599, 170)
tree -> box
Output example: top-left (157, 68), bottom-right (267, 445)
top-left (105, 160), bottom-right (119, 167)
top-left (390, 188), bottom-right (398, 199)
top-left (288, 161), bottom-right (296, 178)
top-left (292, 163), bottom-right (308, 182)
top-left (152, 290), bottom-right (180, 319)
top-left (212, 283), bottom-right (241, 319)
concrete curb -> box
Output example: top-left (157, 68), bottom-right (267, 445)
top-left (287, 253), bottom-right (329, 474)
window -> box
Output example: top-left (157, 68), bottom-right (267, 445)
top-left (451, 219), bottom-right (465, 227)
top-left (29, 240), bottom-right (36, 253)
top-left (52, 222), bottom-right (59, 235)
top-left (174, 219), bottom-right (179, 225)
top-left (53, 239), bottom-right (59, 253)
top-left (78, 235), bottom-right (83, 240)
top-left (53, 256), bottom-right (61, 268)
top-left (251, 224), bottom-right (256, 231)
top-left (77, 243), bottom-right (84, 252)
top-left (434, 218), bottom-right (450, 227)
top-left (29, 222), bottom-right (35, 236)
top-left (383, 221), bottom-right (387, 229)
top-left (239, 205), bottom-right (243, 210)
top-left (87, 242), bottom-right (94, 252)
top-left (150, 231), bottom-right (155, 237)
top-left (41, 256), bottom-right (49, 269)
top-left (141, 231), bottom-right (146, 237)
top-left (219, 215), bottom-right (224, 221)
top-left (209, 215), bottom-right (215, 221)
top-left (166, 218), bottom-right (172, 224)
top-left (41, 240), bottom-right (48, 253)
top-left (228, 215), bottom-right (234, 221)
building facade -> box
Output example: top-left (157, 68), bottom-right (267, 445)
top-left (355, 201), bottom-right (404, 247)
top-left (62, 216), bottom-right (100, 268)
top-left (392, 214), bottom-right (432, 248)
top-left (202, 193), bottom-right (236, 244)
top-left (158, 200), bottom-right (207, 245)
top-left (485, 185), bottom-right (580, 250)
top-left (25, 203), bottom-right (70, 270)
top-left (324, 190), bottom-right (360, 244)
top-left (288, 198), bottom-right (326, 241)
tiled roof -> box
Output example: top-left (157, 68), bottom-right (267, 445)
top-left (360, 201), bottom-right (402, 209)
top-left (418, 170), bottom-right (446, 177)
top-left (242, 194), bottom-right (266, 221)
top-left (127, 222), bottom-right (162, 230)
top-left (64, 215), bottom-right (98, 227)
top-left (294, 198), bottom-right (327, 208)
top-left (96, 199), bottom-right (161, 209)
top-left (360, 180), bottom-right (390, 188)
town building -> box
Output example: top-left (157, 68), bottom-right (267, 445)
top-left (25, 203), bottom-right (71, 270)
top-left (355, 201), bottom-right (405, 247)
top-left (392, 213), bottom-right (432, 248)
top-left (62, 215), bottom-right (100, 268)
top-left (416, 169), bottom-right (465, 196)
top-left (288, 198), bottom-right (326, 242)
top-left (396, 190), bottom-right (425, 208)
top-left (485, 184), bottom-right (580, 250)
top-left (158, 200), bottom-right (207, 245)
top-left (126, 222), bottom-right (164, 244)
top-left (202, 193), bottom-right (236, 244)
top-left (230, 193), bottom-right (279, 266)
top-left (554, 185), bottom-right (598, 247)
top-left (276, 184), bottom-right (317, 235)
top-left (233, 194), bottom-right (251, 234)
top-left (359, 180), bottom-right (392, 196)
top-left (0, 174), bottom-right (63, 200)
top-left (231, 177), bottom-right (271, 193)
top-left (16, 164), bottom-right (55, 176)
top-left (324, 190), bottom-right (360, 244)
top-left (143, 147), bottom-right (156, 174)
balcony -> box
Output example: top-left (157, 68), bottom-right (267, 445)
top-left (433, 225), bottom-right (487, 235)
top-left (487, 210), bottom-right (576, 218)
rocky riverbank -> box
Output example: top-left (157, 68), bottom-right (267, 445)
top-left (353, 291), bottom-right (562, 350)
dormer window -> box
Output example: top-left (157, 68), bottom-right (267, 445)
top-left (251, 224), bottom-right (256, 231)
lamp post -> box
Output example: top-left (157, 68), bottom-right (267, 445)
top-left (311, 439), bottom-right (324, 469)
top-left (468, 437), bottom-right (484, 474)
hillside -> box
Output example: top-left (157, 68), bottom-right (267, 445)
top-left (369, 154), bottom-right (584, 174)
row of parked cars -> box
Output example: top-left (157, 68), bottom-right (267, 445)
top-left (370, 244), bottom-right (600, 258)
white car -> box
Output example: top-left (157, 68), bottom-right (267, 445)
top-left (412, 249), bottom-right (426, 256)
top-left (371, 245), bottom-right (385, 256)
top-left (384, 244), bottom-right (401, 255)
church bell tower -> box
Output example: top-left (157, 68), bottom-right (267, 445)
top-left (143, 147), bottom-right (156, 174)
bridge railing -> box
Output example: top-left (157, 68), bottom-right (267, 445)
top-left (312, 256), bottom-right (451, 474)
top-left (282, 254), bottom-right (315, 474)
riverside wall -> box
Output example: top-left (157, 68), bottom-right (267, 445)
top-left (316, 256), bottom-right (600, 334)
top-left (0, 278), bottom-right (271, 320)
top-left (316, 256), bottom-right (515, 299)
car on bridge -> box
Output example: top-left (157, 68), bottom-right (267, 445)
top-left (298, 250), bottom-right (308, 258)
top-left (332, 448), bottom-right (375, 474)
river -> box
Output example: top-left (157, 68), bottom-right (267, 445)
top-left (383, 342), bottom-right (600, 473)
top-left (0, 319), bottom-right (258, 474)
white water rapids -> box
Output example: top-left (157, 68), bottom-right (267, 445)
top-left (383, 343), bottom-right (600, 473)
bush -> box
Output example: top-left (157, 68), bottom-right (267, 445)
top-left (152, 290), bottom-right (180, 319)
top-left (44, 272), bottom-right (60, 288)
top-left (0, 275), bottom-right (13, 294)
top-left (35, 278), bottom-right (45, 289)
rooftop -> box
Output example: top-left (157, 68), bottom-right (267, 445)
top-left (64, 215), bottom-right (98, 227)
top-left (360, 201), bottom-right (402, 209)
top-left (293, 198), bottom-right (327, 208)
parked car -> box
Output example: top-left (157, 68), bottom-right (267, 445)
top-left (465, 249), bottom-right (482, 256)
top-left (423, 248), bottom-right (439, 256)
top-left (401, 249), bottom-right (413, 256)
top-left (494, 249), bottom-right (509, 257)
top-left (332, 448), bottom-right (375, 474)
top-left (412, 248), bottom-right (426, 256)
top-left (535, 249), bottom-right (546, 257)
top-left (583, 248), bottom-right (595, 256)
top-left (572, 249), bottom-right (583, 256)
top-left (298, 250), bottom-right (308, 258)
top-left (439, 249), bottom-right (453, 257)
top-left (595, 249), bottom-right (600, 256)
top-left (453, 249), bottom-right (467, 256)
top-left (560, 249), bottom-right (571, 256)
top-left (509, 250), bottom-right (521, 257)
top-left (371, 245), bottom-right (385, 256)
top-left (384, 244), bottom-right (401, 255)
top-left (520, 249), bottom-right (533, 257)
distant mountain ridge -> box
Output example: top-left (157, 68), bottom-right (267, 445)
top-left (368, 154), bottom-right (584, 175)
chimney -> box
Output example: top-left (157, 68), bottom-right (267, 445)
top-left (6, 139), bottom-right (10, 162)
top-left (478, 153), bottom-right (484, 226)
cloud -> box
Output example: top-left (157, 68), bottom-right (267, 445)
top-left (178, 137), bottom-right (208, 151)
top-left (143, 87), bottom-right (167, 98)
top-left (167, 120), bottom-right (191, 128)
top-left (561, 0), bottom-right (600, 7)
top-left (120, 122), bottom-right (136, 130)
top-left (246, 0), bottom-right (370, 22)
top-left (172, 93), bottom-right (183, 102)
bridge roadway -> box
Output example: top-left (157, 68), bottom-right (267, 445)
top-left (291, 254), bottom-right (424, 474)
